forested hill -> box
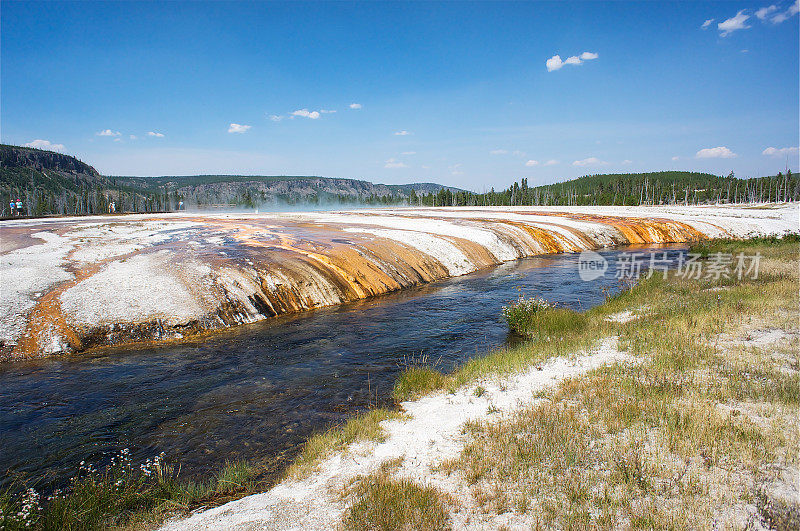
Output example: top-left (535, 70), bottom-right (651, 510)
top-left (1, 144), bottom-right (123, 216)
top-left (522, 171), bottom-right (799, 205)
top-left (414, 170), bottom-right (799, 207)
top-left (0, 145), bottom-right (460, 216)
top-left (114, 174), bottom-right (460, 210)
top-left (2, 145), bottom-right (797, 216)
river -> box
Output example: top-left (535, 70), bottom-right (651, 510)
top-left (0, 245), bottom-right (686, 491)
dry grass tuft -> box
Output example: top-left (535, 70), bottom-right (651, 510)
top-left (342, 469), bottom-right (451, 531)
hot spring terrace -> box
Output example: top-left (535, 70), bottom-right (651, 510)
top-left (1, 204), bottom-right (796, 360)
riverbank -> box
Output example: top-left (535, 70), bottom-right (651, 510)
top-left (2, 204), bottom-right (796, 360)
top-left (2, 236), bottom-right (797, 529)
top-left (1, 247), bottom-right (654, 502)
top-left (160, 235), bottom-right (798, 530)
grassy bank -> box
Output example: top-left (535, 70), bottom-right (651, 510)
top-left (342, 235), bottom-right (799, 528)
top-left (0, 410), bottom-right (408, 530)
top-left (0, 453), bottom-right (261, 530)
top-left (3, 236), bottom-right (796, 529)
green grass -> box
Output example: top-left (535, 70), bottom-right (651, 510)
top-left (393, 367), bottom-right (447, 402)
top-left (502, 295), bottom-right (589, 340)
top-left (691, 233), bottom-right (799, 257)
top-left (393, 304), bottom-right (599, 401)
top-left (501, 296), bottom-right (552, 334)
top-left (439, 236), bottom-right (799, 527)
top-left (0, 454), bottom-right (258, 531)
top-left (0, 402), bottom-right (405, 529)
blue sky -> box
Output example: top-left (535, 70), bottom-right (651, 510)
top-left (2, 1), bottom-right (798, 190)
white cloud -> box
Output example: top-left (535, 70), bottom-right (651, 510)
top-left (622, 159), bottom-right (633, 165)
top-left (490, 149), bottom-right (509, 155)
top-left (147, 131), bottom-right (165, 137)
top-left (544, 159), bottom-right (559, 166)
top-left (291, 109), bottom-right (321, 119)
top-left (547, 51), bottom-right (598, 71)
top-left (525, 159), bottom-right (539, 167)
top-left (269, 115), bottom-right (284, 122)
top-left (114, 138), bottom-right (122, 142)
top-left (718, 10), bottom-right (750, 36)
top-left (512, 150), bottom-right (526, 157)
top-left (762, 146), bottom-right (799, 156)
top-left (24, 139), bottom-right (65, 151)
top-left (450, 163), bottom-right (463, 175)
top-left (770, 0), bottom-right (799, 23)
top-left (96, 129), bottom-right (121, 137)
top-left (401, 151), bottom-right (417, 155)
top-left (546, 55), bottom-right (564, 71)
top-left (701, 18), bottom-right (715, 29)
top-left (129, 134), bottom-right (137, 140)
top-left (394, 130), bottom-right (411, 136)
top-left (228, 123), bottom-right (252, 134)
top-left (572, 157), bottom-right (607, 166)
top-left (320, 109), bottom-right (336, 114)
top-left (770, 12), bottom-right (790, 23)
top-left (384, 158), bottom-right (408, 169)
top-left (671, 156), bottom-right (681, 161)
top-left (695, 146), bottom-right (737, 158)
top-left (349, 103), bottom-right (362, 109)
top-left (755, 5), bottom-right (778, 20)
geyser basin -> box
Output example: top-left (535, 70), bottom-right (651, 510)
top-left (0, 245), bottom-right (685, 491)
top-left (0, 204), bottom-right (796, 359)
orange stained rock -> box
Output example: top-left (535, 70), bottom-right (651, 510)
top-left (2, 210), bottom-right (722, 360)
top-left (9, 264), bottom-right (98, 360)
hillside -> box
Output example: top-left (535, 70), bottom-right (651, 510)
top-left (0, 145), bottom-right (164, 216)
top-left (0, 145), bottom-right (460, 216)
top-left (114, 174), bottom-right (461, 209)
top-left (3, 145), bottom-right (797, 216)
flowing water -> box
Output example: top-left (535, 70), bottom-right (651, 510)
top-left (0, 245), bottom-right (686, 491)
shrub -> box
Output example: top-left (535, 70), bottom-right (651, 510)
top-left (503, 297), bottom-right (587, 338)
top-left (502, 296), bottom-right (552, 335)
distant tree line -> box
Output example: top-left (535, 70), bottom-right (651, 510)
top-left (1, 167), bottom-right (182, 217)
top-left (410, 171), bottom-right (800, 207)
top-left (3, 143), bottom-right (797, 217)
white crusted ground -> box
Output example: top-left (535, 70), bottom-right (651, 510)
top-left (160, 339), bottom-right (629, 530)
top-left (66, 219), bottom-right (201, 264)
top-left (58, 251), bottom-right (216, 328)
top-left (0, 231), bottom-right (74, 347)
top-left (404, 204), bottom-right (799, 240)
top-left (0, 204), bottom-right (797, 354)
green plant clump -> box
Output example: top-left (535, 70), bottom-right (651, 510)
top-left (502, 296), bottom-right (552, 334)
